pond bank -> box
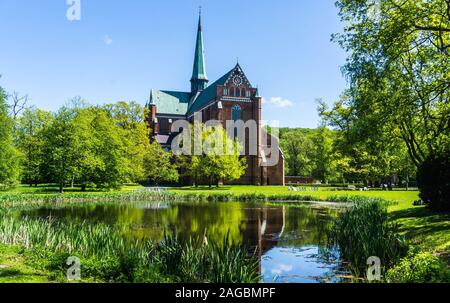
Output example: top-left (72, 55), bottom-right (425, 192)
top-left (0, 189), bottom-right (391, 209)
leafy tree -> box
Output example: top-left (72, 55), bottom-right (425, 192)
top-left (279, 129), bottom-right (316, 177)
top-left (43, 105), bottom-right (81, 193)
top-left (311, 127), bottom-right (340, 183)
top-left (0, 86), bottom-right (21, 189)
top-left (331, 0), bottom-right (449, 167)
top-left (16, 108), bottom-right (53, 186)
top-left (106, 102), bottom-right (150, 183)
top-left (143, 142), bottom-right (179, 185)
top-left (179, 124), bottom-right (247, 187)
top-left (74, 107), bottom-right (127, 190)
top-left (417, 148), bottom-right (450, 211)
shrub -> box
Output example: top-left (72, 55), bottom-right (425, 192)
top-left (385, 252), bottom-right (450, 283)
top-left (417, 149), bottom-right (450, 212)
top-left (329, 199), bottom-right (408, 276)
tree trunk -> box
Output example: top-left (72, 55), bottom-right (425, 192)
top-left (59, 182), bottom-right (64, 193)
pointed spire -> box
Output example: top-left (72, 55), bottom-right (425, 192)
top-left (191, 8), bottom-right (208, 95)
top-left (149, 89), bottom-right (154, 104)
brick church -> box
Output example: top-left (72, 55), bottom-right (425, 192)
top-left (147, 13), bottom-right (284, 186)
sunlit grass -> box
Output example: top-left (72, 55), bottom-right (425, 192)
top-left (0, 244), bottom-right (50, 283)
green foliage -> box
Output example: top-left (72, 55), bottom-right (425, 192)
top-left (329, 199), bottom-right (408, 275)
top-left (154, 233), bottom-right (259, 283)
top-left (13, 99), bottom-right (174, 192)
top-left (385, 252), bottom-right (450, 283)
top-left (0, 215), bottom-right (259, 283)
top-left (144, 142), bottom-right (179, 184)
top-left (106, 101), bottom-right (152, 184)
top-left (0, 86), bottom-right (21, 190)
top-left (279, 129), bottom-right (315, 176)
top-left (16, 108), bottom-right (53, 186)
top-left (328, 0), bottom-right (450, 173)
top-left (417, 148), bottom-right (450, 211)
top-left (179, 124), bottom-right (247, 186)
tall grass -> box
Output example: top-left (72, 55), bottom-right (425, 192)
top-left (328, 198), bottom-right (408, 277)
top-left (0, 190), bottom-right (398, 208)
top-left (0, 215), bottom-right (259, 283)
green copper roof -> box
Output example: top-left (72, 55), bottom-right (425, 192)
top-left (191, 14), bottom-right (207, 81)
top-left (187, 68), bottom-right (234, 115)
top-left (150, 90), bottom-right (190, 115)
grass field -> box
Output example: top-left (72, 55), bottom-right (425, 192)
top-left (0, 245), bottom-right (50, 283)
top-left (171, 186), bottom-right (419, 210)
top-left (5, 184), bottom-right (142, 195)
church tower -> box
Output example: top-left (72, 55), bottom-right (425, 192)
top-left (190, 11), bottom-right (208, 96)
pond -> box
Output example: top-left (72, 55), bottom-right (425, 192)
top-left (20, 201), bottom-right (346, 283)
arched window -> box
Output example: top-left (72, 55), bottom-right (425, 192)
top-left (232, 105), bottom-right (242, 139)
top-left (232, 105), bottom-right (242, 121)
top-left (230, 87), bottom-right (235, 97)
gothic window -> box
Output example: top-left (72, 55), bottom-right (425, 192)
top-left (230, 87), bottom-right (235, 97)
top-left (232, 105), bottom-right (242, 121)
top-left (232, 105), bottom-right (242, 139)
top-left (245, 90), bottom-right (251, 97)
top-left (223, 88), bottom-right (228, 96)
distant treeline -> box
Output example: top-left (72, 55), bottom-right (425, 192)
top-left (0, 89), bottom-right (179, 192)
top-left (274, 127), bottom-right (416, 187)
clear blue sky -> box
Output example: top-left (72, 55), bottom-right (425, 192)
top-left (0, 0), bottom-right (347, 128)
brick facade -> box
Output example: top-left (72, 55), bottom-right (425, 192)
top-left (147, 14), bottom-right (285, 186)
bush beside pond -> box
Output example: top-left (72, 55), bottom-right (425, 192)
top-left (329, 199), bottom-right (408, 276)
top-left (417, 149), bottom-right (450, 212)
top-left (385, 252), bottom-right (450, 283)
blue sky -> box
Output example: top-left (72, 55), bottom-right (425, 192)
top-left (0, 0), bottom-right (347, 128)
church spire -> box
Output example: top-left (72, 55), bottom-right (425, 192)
top-left (191, 8), bottom-right (208, 95)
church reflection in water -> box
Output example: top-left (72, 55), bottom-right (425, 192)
top-left (23, 201), bottom-right (340, 282)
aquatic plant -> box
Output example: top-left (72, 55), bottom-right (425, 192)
top-left (328, 198), bottom-right (408, 277)
top-left (0, 214), bottom-right (259, 283)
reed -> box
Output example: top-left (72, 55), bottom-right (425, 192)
top-left (0, 214), bottom-right (260, 283)
top-left (328, 198), bottom-right (408, 277)
top-left (0, 190), bottom-right (397, 208)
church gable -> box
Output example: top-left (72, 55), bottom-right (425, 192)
top-left (223, 64), bottom-right (252, 89)
top-left (220, 64), bottom-right (257, 100)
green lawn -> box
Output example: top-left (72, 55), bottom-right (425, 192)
top-left (5, 184), bottom-right (143, 195)
top-left (0, 245), bottom-right (50, 283)
top-left (171, 185), bottom-right (419, 209)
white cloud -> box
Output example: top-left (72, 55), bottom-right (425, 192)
top-left (271, 263), bottom-right (293, 275)
top-left (103, 35), bottom-right (113, 45)
top-left (262, 97), bottom-right (294, 108)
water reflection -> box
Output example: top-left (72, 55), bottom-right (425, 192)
top-left (21, 202), bottom-right (342, 283)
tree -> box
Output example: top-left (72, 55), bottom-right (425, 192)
top-left (417, 148), bottom-right (450, 211)
top-left (16, 108), bottom-right (53, 186)
top-left (74, 107), bottom-right (128, 190)
top-left (331, 0), bottom-right (450, 168)
top-left (0, 86), bottom-right (21, 189)
top-left (43, 105), bottom-right (81, 193)
top-left (143, 142), bottom-right (179, 185)
top-left (106, 102), bottom-right (150, 183)
top-left (311, 128), bottom-right (340, 183)
top-left (279, 130), bottom-right (315, 177)
top-left (9, 91), bottom-right (30, 120)
top-left (179, 124), bottom-right (247, 187)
